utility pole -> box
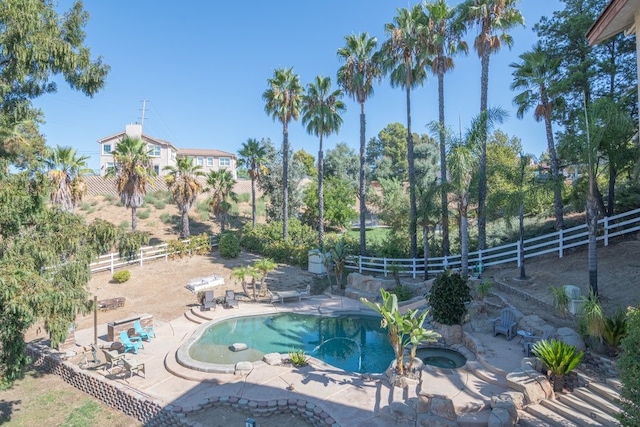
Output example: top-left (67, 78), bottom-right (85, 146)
top-left (140, 100), bottom-right (148, 130)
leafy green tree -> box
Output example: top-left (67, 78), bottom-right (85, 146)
top-left (424, 0), bottom-right (468, 257)
top-left (231, 265), bottom-right (260, 300)
top-left (0, 0), bottom-right (109, 149)
top-left (324, 142), bottom-right (359, 186)
top-left (378, 4), bottom-right (430, 259)
top-left (427, 270), bottom-right (471, 324)
top-left (459, 0), bottom-right (524, 251)
top-left (42, 145), bottom-right (92, 213)
top-left (105, 136), bottom-right (154, 231)
top-left (417, 179), bottom-right (441, 279)
top-left (237, 138), bottom-right (268, 228)
top-left (302, 176), bottom-right (357, 231)
top-left (293, 149), bottom-right (316, 177)
top-left (301, 75), bottom-right (346, 248)
top-left (0, 173), bottom-right (97, 384)
top-left (262, 67), bottom-right (303, 240)
top-left (163, 157), bottom-right (205, 238)
top-left (206, 169), bottom-right (237, 234)
top-left (254, 258), bottom-right (277, 298)
top-left (511, 44), bottom-right (564, 230)
top-left (619, 306), bottom-right (640, 426)
top-left (337, 33), bottom-right (383, 256)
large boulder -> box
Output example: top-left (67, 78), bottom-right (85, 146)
top-left (518, 315), bottom-right (548, 336)
top-left (556, 327), bottom-right (585, 351)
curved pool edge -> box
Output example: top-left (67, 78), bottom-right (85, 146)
top-left (177, 306), bottom-right (385, 374)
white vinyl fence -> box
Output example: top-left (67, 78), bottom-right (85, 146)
top-left (89, 235), bottom-right (219, 274)
top-left (346, 208), bottom-right (640, 278)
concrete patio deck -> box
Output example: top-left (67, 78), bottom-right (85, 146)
top-left (69, 293), bottom-right (531, 426)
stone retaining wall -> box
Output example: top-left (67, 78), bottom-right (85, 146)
top-left (175, 396), bottom-right (341, 427)
top-left (26, 343), bottom-right (180, 426)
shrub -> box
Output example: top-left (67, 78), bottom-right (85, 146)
top-left (550, 286), bottom-right (570, 317)
top-left (619, 306), bottom-right (640, 426)
top-left (531, 339), bottom-right (583, 392)
top-left (112, 270), bottom-right (131, 283)
top-left (238, 193), bottom-right (250, 203)
top-left (154, 200), bottom-right (166, 210)
top-left (159, 213), bottom-right (175, 224)
top-left (239, 218), bottom-right (316, 266)
top-left (427, 270), bottom-right (471, 325)
top-left (288, 348), bottom-right (308, 367)
top-left (137, 208), bottom-right (151, 219)
top-left (602, 307), bottom-right (627, 352)
top-left (118, 231), bottom-right (150, 260)
top-left (219, 232), bottom-right (240, 258)
top-left (102, 193), bottom-right (116, 203)
top-left (167, 239), bottom-right (189, 259)
top-left (476, 279), bottom-right (493, 301)
top-left (390, 285), bottom-right (413, 302)
top-left (78, 201), bottom-right (91, 211)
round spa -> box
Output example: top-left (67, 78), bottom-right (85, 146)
top-left (179, 313), bottom-right (395, 373)
top-left (416, 347), bottom-right (467, 369)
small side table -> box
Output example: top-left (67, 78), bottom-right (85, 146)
top-left (516, 330), bottom-right (532, 346)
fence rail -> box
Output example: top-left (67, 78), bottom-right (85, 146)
top-left (346, 208), bottom-right (640, 279)
top-left (89, 235), bottom-right (219, 274)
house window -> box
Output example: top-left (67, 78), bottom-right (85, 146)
top-left (106, 162), bottom-right (115, 170)
top-left (197, 156), bottom-right (204, 166)
top-left (170, 151), bottom-right (176, 160)
top-left (103, 144), bottom-right (112, 154)
top-left (149, 145), bottom-right (161, 157)
top-left (153, 165), bottom-right (160, 175)
top-left (219, 157), bottom-right (230, 167)
top-left (206, 157), bottom-right (214, 166)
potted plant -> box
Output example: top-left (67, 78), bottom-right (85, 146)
top-left (531, 339), bottom-right (584, 392)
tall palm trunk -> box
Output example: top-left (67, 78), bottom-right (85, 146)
top-left (423, 224), bottom-right (430, 280)
top-left (282, 122), bottom-right (290, 240)
top-left (541, 89), bottom-right (564, 230)
top-left (406, 83), bottom-right (417, 259)
top-left (478, 47), bottom-right (490, 251)
top-left (518, 201), bottom-right (526, 279)
top-left (181, 207), bottom-right (190, 238)
top-left (587, 176), bottom-right (599, 296)
top-left (359, 103), bottom-right (367, 256)
top-left (607, 165), bottom-right (616, 217)
top-left (131, 207), bottom-right (138, 231)
top-left (318, 132), bottom-right (325, 248)
top-left (250, 172), bottom-right (257, 228)
top-left (438, 70), bottom-right (450, 256)
top-left (460, 204), bottom-right (469, 276)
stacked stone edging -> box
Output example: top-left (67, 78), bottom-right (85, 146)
top-left (26, 343), bottom-right (181, 426)
top-left (492, 275), bottom-right (556, 312)
top-left (179, 396), bottom-right (340, 427)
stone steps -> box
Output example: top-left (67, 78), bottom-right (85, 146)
top-left (526, 403), bottom-right (581, 426)
top-left (557, 394), bottom-right (620, 427)
top-left (464, 360), bottom-right (507, 388)
top-left (573, 387), bottom-right (621, 418)
top-left (540, 398), bottom-right (607, 426)
top-left (183, 309), bottom-right (205, 324)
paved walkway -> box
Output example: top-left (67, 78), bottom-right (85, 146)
top-left (72, 294), bottom-right (529, 426)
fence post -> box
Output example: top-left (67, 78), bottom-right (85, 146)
top-left (110, 253), bottom-right (114, 274)
top-left (140, 248), bottom-right (144, 266)
top-left (516, 241), bottom-right (521, 268)
top-left (384, 258), bottom-right (388, 277)
top-left (558, 229), bottom-right (564, 259)
top-left (443, 256), bottom-right (448, 271)
top-left (604, 216), bottom-right (609, 246)
top-left (358, 256), bottom-right (362, 274)
top-left (412, 258), bottom-right (417, 279)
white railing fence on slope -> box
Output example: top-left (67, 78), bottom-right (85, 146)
top-left (89, 235), bottom-right (219, 274)
top-left (345, 207), bottom-right (640, 279)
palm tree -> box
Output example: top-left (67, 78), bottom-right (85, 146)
top-left (237, 138), bottom-right (268, 228)
top-left (105, 136), bottom-right (154, 231)
top-left (417, 179), bottom-right (441, 280)
top-left (42, 145), bottom-right (92, 212)
top-left (449, 108), bottom-right (506, 276)
top-left (301, 75), bottom-right (346, 248)
top-left (377, 4), bottom-right (430, 258)
top-left (337, 33), bottom-right (383, 256)
top-left (424, 0), bottom-right (468, 257)
top-left (163, 157), bottom-right (205, 238)
top-left (254, 258), bottom-right (277, 298)
top-left (510, 44), bottom-right (564, 231)
top-left (459, 0), bottom-right (524, 250)
top-left (205, 169), bottom-right (237, 234)
top-left (262, 67), bottom-right (303, 240)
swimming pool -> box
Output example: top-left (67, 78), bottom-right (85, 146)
top-left (186, 313), bottom-right (394, 373)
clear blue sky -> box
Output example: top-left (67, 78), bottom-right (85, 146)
top-left (34, 0), bottom-right (563, 173)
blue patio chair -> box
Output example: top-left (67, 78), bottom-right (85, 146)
top-left (492, 308), bottom-right (517, 341)
top-left (133, 320), bottom-right (155, 341)
top-left (119, 330), bottom-right (144, 354)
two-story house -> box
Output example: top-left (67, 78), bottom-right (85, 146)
top-left (97, 124), bottom-right (237, 179)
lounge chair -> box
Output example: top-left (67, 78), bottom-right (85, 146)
top-left (523, 328), bottom-right (553, 356)
top-left (102, 348), bottom-right (126, 373)
top-left (299, 284), bottom-right (311, 299)
top-left (122, 357), bottom-right (146, 379)
top-left (119, 330), bottom-right (144, 354)
top-left (225, 290), bottom-right (239, 309)
top-left (133, 320), bottom-right (155, 341)
top-left (203, 290), bottom-right (216, 311)
top-left (492, 308), bottom-right (517, 341)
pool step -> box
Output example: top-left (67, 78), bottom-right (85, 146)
top-left (184, 308), bottom-right (205, 324)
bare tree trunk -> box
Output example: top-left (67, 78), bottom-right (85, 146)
top-left (251, 174), bottom-right (257, 228)
top-left (282, 122), bottom-right (289, 240)
top-left (181, 208), bottom-right (190, 238)
top-left (318, 133), bottom-right (325, 248)
top-left (131, 207), bottom-right (137, 231)
top-left (423, 224), bottom-right (429, 280)
top-left (587, 178), bottom-right (599, 296)
top-left (478, 48), bottom-right (490, 251)
top-left (406, 84), bottom-right (417, 259)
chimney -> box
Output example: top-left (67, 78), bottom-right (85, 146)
top-left (125, 124), bottom-right (143, 139)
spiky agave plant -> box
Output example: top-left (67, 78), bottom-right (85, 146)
top-left (602, 307), bottom-right (628, 353)
top-left (532, 339), bottom-right (584, 392)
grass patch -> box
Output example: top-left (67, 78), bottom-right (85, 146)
top-left (101, 193), bottom-right (116, 203)
top-left (160, 213), bottom-right (175, 224)
top-left (137, 209), bottom-right (151, 219)
top-left (78, 202), bottom-right (91, 211)
top-left (118, 220), bottom-right (129, 230)
top-left (153, 200), bottom-right (166, 210)
top-left (237, 193), bottom-right (250, 203)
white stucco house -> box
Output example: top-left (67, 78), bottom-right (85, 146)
top-left (97, 124), bottom-right (237, 179)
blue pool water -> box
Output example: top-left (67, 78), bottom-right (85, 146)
top-left (188, 313), bottom-right (394, 373)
